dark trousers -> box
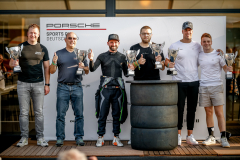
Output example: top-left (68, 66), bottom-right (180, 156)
top-left (97, 88), bottom-right (121, 135)
top-left (177, 81), bottom-right (199, 130)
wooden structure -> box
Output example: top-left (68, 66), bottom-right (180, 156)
top-left (1, 136), bottom-right (240, 159)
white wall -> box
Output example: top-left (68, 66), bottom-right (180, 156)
top-left (40, 16), bottom-right (226, 140)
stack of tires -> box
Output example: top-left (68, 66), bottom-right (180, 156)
top-left (128, 80), bottom-right (179, 151)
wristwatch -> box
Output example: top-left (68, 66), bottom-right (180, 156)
top-left (45, 84), bottom-right (50, 86)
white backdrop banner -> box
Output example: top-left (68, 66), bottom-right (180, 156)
top-left (40, 16), bottom-right (226, 141)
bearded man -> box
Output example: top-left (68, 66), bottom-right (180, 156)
top-left (88, 34), bottom-right (134, 147)
top-left (130, 26), bottom-right (165, 80)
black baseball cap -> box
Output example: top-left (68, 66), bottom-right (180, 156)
top-left (182, 21), bottom-right (193, 30)
top-left (108, 34), bottom-right (119, 41)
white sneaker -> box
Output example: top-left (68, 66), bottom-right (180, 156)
top-left (16, 137), bottom-right (28, 147)
top-left (128, 139), bottom-right (131, 145)
top-left (37, 138), bottom-right (48, 147)
top-left (186, 134), bottom-right (198, 145)
top-left (96, 136), bottom-right (104, 147)
top-left (178, 134), bottom-right (182, 146)
top-left (220, 137), bottom-right (230, 148)
top-left (202, 135), bottom-right (216, 146)
top-left (113, 136), bottom-right (124, 147)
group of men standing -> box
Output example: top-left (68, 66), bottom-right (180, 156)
top-left (9, 21), bottom-right (232, 149)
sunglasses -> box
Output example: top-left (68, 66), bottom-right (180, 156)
top-left (68, 37), bottom-right (77, 40)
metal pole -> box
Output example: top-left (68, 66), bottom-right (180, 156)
top-left (232, 76), bottom-right (235, 121)
top-left (106, 0), bottom-right (115, 17)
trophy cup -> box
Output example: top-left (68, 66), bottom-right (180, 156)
top-left (75, 49), bottom-right (90, 75)
top-left (224, 51), bottom-right (238, 79)
top-left (5, 45), bottom-right (23, 73)
top-left (149, 42), bottom-right (165, 69)
top-left (167, 48), bottom-right (179, 75)
top-left (124, 49), bottom-right (140, 76)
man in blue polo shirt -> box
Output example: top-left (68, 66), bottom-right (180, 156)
top-left (50, 32), bottom-right (89, 147)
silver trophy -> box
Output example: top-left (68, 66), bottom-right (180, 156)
top-left (223, 51), bottom-right (238, 79)
top-left (5, 45), bottom-right (23, 73)
top-left (75, 49), bottom-right (90, 75)
top-left (167, 48), bottom-right (180, 75)
top-left (149, 42), bottom-right (165, 69)
top-left (124, 49), bottom-right (140, 76)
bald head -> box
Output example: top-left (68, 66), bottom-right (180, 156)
top-left (58, 149), bottom-right (87, 160)
top-left (64, 32), bottom-right (77, 49)
top-left (65, 32), bottom-right (77, 39)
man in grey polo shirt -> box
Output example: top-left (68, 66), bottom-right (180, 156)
top-left (50, 32), bottom-right (89, 147)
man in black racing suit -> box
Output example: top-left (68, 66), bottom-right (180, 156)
top-left (88, 34), bottom-right (134, 147)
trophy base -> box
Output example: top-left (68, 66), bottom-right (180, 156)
top-left (167, 69), bottom-right (177, 76)
top-left (155, 63), bottom-right (162, 69)
top-left (169, 68), bottom-right (175, 71)
top-left (76, 69), bottom-right (85, 75)
top-left (13, 66), bottom-right (21, 73)
top-left (226, 72), bottom-right (233, 79)
top-left (127, 70), bottom-right (135, 76)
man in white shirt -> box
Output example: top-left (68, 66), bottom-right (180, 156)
top-left (165, 21), bottom-right (201, 145)
top-left (198, 33), bottom-right (232, 148)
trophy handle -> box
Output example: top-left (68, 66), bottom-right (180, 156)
top-left (136, 49), bottom-right (140, 56)
top-left (162, 41), bottom-right (165, 48)
top-left (149, 43), bottom-right (154, 54)
top-left (160, 42), bottom-right (165, 54)
top-left (20, 44), bottom-right (23, 51)
top-left (168, 48), bottom-right (171, 58)
top-left (5, 47), bottom-right (11, 58)
top-left (125, 53), bottom-right (128, 62)
top-left (149, 43), bottom-right (152, 49)
top-left (234, 51), bottom-right (238, 63)
top-left (219, 51), bottom-right (224, 59)
top-left (19, 45), bottom-right (22, 57)
top-left (73, 48), bottom-right (78, 55)
top-left (84, 50), bottom-right (89, 62)
top-left (5, 47), bottom-right (9, 53)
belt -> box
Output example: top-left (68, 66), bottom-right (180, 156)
top-left (60, 82), bottom-right (79, 86)
top-left (104, 85), bottom-right (119, 88)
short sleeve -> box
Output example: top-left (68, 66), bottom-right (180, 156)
top-left (219, 56), bottom-right (226, 67)
top-left (41, 45), bottom-right (49, 61)
top-left (197, 56), bottom-right (200, 67)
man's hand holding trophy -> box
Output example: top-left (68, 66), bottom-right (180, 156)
top-left (220, 50), bottom-right (236, 79)
top-left (149, 42), bottom-right (165, 69)
top-left (124, 49), bottom-right (140, 76)
top-left (6, 45), bottom-right (23, 73)
top-left (167, 48), bottom-right (179, 75)
top-left (76, 49), bottom-right (91, 75)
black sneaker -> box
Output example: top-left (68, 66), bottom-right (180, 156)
top-left (76, 139), bottom-right (85, 146)
top-left (56, 139), bottom-right (64, 147)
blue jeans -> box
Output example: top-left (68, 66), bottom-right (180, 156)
top-left (56, 82), bottom-right (84, 140)
top-left (17, 80), bottom-right (45, 139)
